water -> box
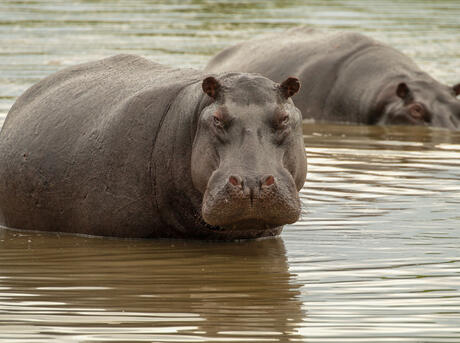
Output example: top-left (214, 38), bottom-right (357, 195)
top-left (0, 1), bottom-right (459, 342)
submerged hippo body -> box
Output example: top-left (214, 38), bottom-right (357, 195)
top-left (206, 28), bottom-right (460, 129)
top-left (0, 55), bottom-right (307, 240)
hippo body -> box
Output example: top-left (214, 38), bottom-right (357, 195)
top-left (206, 28), bottom-right (460, 129)
top-left (0, 55), bottom-right (307, 240)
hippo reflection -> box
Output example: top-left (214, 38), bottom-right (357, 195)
top-left (0, 55), bottom-right (307, 240)
top-left (206, 27), bottom-right (460, 130)
top-left (0, 232), bottom-right (305, 341)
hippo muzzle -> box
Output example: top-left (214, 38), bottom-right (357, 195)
top-left (202, 169), bottom-right (301, 230)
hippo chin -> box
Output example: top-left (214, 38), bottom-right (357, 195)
top-left (0, 54), bottom-right (307, 240)
top-left (205, 27), bottom-right (460, 130)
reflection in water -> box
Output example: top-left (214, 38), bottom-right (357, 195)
top-left (0, 232), bottom-right (304, 342)
top-left (285, 123), bottom-right (460, 342)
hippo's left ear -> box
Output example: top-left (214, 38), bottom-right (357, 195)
top-left (202, 76), bottom-right (221, 99)
top-left (453, 83), bottom-right (460, 96)
top-left (280, 77), bottom-right (301, 99)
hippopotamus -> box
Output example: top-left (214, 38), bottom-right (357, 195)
top-left (206, 27), bottom-right (460, 129)
top-left (0, 54), bottom-right (307, 240)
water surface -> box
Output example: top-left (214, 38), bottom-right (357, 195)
top-left (0, 1), bottom-right (460, 342)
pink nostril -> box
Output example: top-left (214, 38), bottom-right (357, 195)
top-left (262, 175), bottom-right (275, 187)
top-left (228, 175), bottom-right (241, 187)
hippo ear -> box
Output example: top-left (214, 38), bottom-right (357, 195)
top-left (280, 77), bottom-right (301, 99)
top-left (396, 82), bottom-right (411, 100)
top-left (453, 83), bottom-right (460, 96)
top-left (202, 76), bottom-right (221, 99)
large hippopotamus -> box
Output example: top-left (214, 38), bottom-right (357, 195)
top-left (0, 54), bottom-right (307, 240)
top-left (206, 27), bottom-right (460, 129)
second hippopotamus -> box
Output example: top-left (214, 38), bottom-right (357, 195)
top-left (206, 27), bottom-right (460, 129)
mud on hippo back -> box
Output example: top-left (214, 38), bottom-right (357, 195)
top-left (205, 28), bottom-right (460, 130)
top-left (0, 54), bottom-right (307, 240)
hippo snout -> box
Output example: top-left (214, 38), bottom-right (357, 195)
top-left (202, 171), bottom-right (301, 230)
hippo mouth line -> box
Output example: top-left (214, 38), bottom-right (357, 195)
top-left (195, 215), bottom-right (284, 240)
top-left (200, 217), bottom-right (277, 232)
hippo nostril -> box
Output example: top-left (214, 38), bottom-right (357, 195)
top-left (228, 175), bottom-right (242, 187)
top-left (261, 175), bottom-right (275, 187)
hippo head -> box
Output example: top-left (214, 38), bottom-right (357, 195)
top-left (377, 81), bottom-right (460, 129)
top-left (191, 74), bottom-right (307, 236)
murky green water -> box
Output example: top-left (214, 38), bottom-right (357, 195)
top-left (0, 1), bottom-right (459, 342)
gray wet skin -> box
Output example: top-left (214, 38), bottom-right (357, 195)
top-left (206, 27), bottom-right (460, 129)
top-left (0, 54), bottom-right (307, 240)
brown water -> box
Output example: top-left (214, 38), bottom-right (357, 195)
top-left (1, 1), bottom-right (460, 342)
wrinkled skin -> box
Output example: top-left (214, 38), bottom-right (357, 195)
top-left (0, 55), bottom-right (307, 240)
top-left (206, 27), bottom-right (460, 129)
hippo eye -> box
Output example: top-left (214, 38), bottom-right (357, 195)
top-left (276, 114), bottom-right (289, 129)
top-left (213, 115), bottom-right (224, 129)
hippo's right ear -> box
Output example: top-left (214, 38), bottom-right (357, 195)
top-left (202, 76), bottom-right (221, 99)
top-left (279, 77), bottom-right (301, 99)
top-left (396, 82), bottom-right (411, 100)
